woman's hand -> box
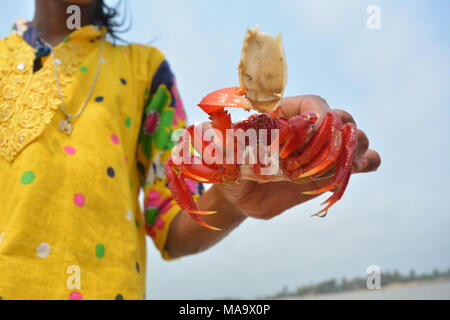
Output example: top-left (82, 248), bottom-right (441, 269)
top-left (215, 95), bottom-right (381, 220)
top-left (166, 95), bottom-right (381, 258)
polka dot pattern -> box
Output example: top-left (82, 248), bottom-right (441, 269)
top-left (95, 244), bottom-right (105, 259)
top-left (69, 291), bottom-right (83, 300)
top-left (36, 243), bottom-right (51, 258)
top-left (21, 171), bottom-right (35, 185)
top-left (64, 146), bottom-right (76, 155)
top-left (107, 167), bottom-right (115, 178)
top-left (126, 210), bottom-right (133, 221)
top-left (0, 30), bottom-right (206, 299)
top-left (110, 134), bottom-right (119, 145)
top-left (74, 194), bottom-right (85, 208)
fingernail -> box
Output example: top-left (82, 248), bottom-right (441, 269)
top-left (356, 159), bottom-right (368, 171)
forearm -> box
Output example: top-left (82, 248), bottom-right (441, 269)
top-left (164, 185), bottom-right (246, 259)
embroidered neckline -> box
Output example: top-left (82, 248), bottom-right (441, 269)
top-left (0, 35), bottom-right (60, 162)
top-left (13, 19), bottom-right (106, 94)
top-left (0, 19), bottom-right (107, 162)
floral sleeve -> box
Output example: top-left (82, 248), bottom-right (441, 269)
top-left (137, 59), bottom-right (204, 260)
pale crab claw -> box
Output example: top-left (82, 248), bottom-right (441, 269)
top-left (238, 26), bottom-right (288, 114)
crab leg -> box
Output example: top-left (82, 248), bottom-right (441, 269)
top-left (170, 155), bottom-right (224, 184)
top-left (306, 123), bottom-right (358, 216)
top-left (208, 110), bottom-right (232, 151)
top-left (164, 161), bottom-right (221, 230)
top-left (188, 125), bottom-right (222, 165)
top-left (187, 123), bottom-right (240, 181)
top-left (285, 112), bottom-right (334, 171)
top-left (298, 113), bottom-right (344, 179)
top-left (304, 122), bottom-right (356, 195)
top-left (293, 142), bottom-right (333, 180)
top-left (312, 168), bottom-right (352, 218)
top-left (279, 113), bottom-right (318, 159)
top-left (187, 125), bottom-right (208, 156)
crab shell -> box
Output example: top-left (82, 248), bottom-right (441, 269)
top-left (238, 26), bottom-right (287, 114)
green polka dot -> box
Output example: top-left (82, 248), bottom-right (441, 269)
top-left (95, 244), bottom-right (105, 259)
top-left (145, 208), bottom-right (159, 225)
top-left (125, 118), bottom-right (132, 128)
top-left (63, 36), bottom-right (71, 43)
top-left (21, 171), bottom-right (35, 185)
top-left (79, 66), bottom-right (88, 72)
top-left (135, 220), bottom-right (140, 228)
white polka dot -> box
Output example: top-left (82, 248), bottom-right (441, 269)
top-left (0, 232), bottom-right (4, 245)
top-left (126, 210), bottom-right (133, 221)
top-left (36, 243), bottom-right (51, 258)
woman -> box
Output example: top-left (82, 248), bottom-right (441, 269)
top-left (0, 0), bottom-right (381, 300)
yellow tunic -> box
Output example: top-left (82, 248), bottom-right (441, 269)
top-left (0, 22), bottom-right (199, 300)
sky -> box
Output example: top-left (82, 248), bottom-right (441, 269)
top-left (1, 0), bottom-right (449, 299)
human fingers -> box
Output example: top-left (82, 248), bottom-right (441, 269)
top-left (281, 95), bottom-right (331, 121)
top-left (353, 149), bottom-right (381, 173)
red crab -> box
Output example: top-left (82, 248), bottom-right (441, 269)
top-left (164, 27), bottom-right (358, 230)
top-left (165, 87), bottom-right (358, 230)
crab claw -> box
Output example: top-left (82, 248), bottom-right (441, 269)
top-left (164, 161), bottom-right (221, 231)
top-left (198, 87), bottom-right (252, 114)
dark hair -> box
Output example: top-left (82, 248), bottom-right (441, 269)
top-left (93, 0), bottom-right (130, 42)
